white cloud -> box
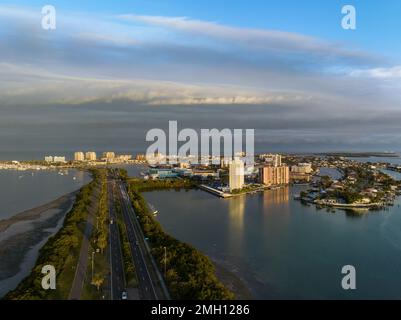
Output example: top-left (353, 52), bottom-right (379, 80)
top-left (0, 63), bottom-right (313, 106)
top-left (120, 14), bottom-right (374, 62)
top-left (0, 5), bottom-right (398, 111)
top-left (350, 66), bottom-right (401, 79)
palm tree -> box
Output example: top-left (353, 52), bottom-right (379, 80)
top-left (92, 273), bottom-right (104, 291)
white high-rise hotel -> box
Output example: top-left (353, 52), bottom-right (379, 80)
top-left (74, 152), bottom-right (85, 161)
top-left (229, 158), bottom-right (245, 192)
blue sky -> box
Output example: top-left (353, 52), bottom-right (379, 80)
top-left (0, 1), bottom-right (401, 151)
top-left (7, 0), bottom-right (401, 56)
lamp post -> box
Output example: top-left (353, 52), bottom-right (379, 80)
top-left (91, 251), bottom-right (95, 284)
top-left (164, 246), bottom-right (167, 278)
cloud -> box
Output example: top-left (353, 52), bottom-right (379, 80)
top-left (0, 4), bottom-right (399, 114)
top-left (0, 62), bottom-right (313, 106)
top-left (350, 66), bottom-right (401, 79)
top-left (120, 14), bottom-right (378, 65)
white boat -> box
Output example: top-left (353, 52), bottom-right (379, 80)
top-left (148, 203), bottom-right (159, 215)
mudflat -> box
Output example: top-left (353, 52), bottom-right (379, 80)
top-left (0, 191), bottom-right (78, 233)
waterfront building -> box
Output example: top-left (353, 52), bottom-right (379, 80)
top-left (116, 154), bottom-right (132, 162)
top-left (259, 165), bottom-right (289, 186)
top-left (44, 156), bottom-right (53, 162)
top-left (85, 151), bottom-right (97, 161)
top-left (103, 152), bottom-right (115, 161)
top-left (291, 163), bottom-right (312, 174)
top-left (192, 170), bottom-right (218, 178)
top-left (53, 156), bottom-right (66, 163)
top-left (135, 154), bottom-right (146, 161)
top-left (290, 172), bottom-right (311, 183)
top-left (74, 152), bottom-right (85, 161)
top-left (229, 158), bottom-right (245, 191)
top-left (146, 151), bottom-right (166, 164)
top-left (148, 168), bottom-right (179, 179)
top-left (259, 154), bottom-right (282, 167)
top-left (179, 162), bottom-right (190, 169)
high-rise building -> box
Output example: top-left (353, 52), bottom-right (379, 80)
top-left (74, 152), bottom-right (85, 161)
top-left (103, 152), bottom-right (115, 161)
top-left (259, 165), bottom-right (289, 186)
top-left (259, 154), bottom-right (282, 167)
top-left (229, 158), bottom-right (245, 192)
top-left (85, 152), bottom-right (97, 161)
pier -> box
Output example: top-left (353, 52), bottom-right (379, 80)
top-left (199, 185), bottom-right (232, 198)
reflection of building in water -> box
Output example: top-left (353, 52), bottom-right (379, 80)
top-left (227, 195), bottom-right (246, 252)
top-left (263, 186), bottom-right (290, 207)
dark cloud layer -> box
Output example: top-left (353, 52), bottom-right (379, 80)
top-left (0, 5), bottom-right (400, 153)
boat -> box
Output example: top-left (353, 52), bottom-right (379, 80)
top-left (148, 203), bottom-right (159, 216)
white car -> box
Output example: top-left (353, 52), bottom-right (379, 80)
top-left (121, 291), bottom-right (128, 300)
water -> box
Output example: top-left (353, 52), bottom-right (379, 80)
top-left (144, 186), bottom-right (401, 299)
top-left (347, 156), bottom-right (401, 165)
top-left (0, 169), bottom-right (91, 297)
top-left (0, 169), bottom-right (91, 219)
top-left (318, 167), bottom-right (342, 180)
top-left (110, 164), bottom-right (147, 178)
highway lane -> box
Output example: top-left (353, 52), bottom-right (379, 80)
top-left (116, 180), bottom-right (158, 300)
top-left (107, 179), bottom-right (126, 300)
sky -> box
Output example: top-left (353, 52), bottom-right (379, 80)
top-left (0, 1), bottom-right (401, 155)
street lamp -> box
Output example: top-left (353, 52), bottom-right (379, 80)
top-left (91, 251), bottom-right (95, 284)
top-left (164, 246), bottom-right (167, 278)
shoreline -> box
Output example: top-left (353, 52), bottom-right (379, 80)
top-left (0, 193), bottom-right (78, 298)
top-left (0, 191), bottom-right (78, 233)
top-left (211, 259), bottom-right (253, 300)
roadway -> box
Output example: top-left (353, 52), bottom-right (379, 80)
top-left (115, 179), bottom-right (159, 300)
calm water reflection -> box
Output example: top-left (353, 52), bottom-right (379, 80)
top-left (0, 169), bottom-right (91, 219)
top-left (144, 186), bottom-right (401, 299)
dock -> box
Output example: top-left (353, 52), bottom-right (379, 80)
top-left (199, 185), bottom-right (232, 198)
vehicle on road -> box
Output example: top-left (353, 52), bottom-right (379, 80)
top-left (121, 291), bottom-right (128, 300)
